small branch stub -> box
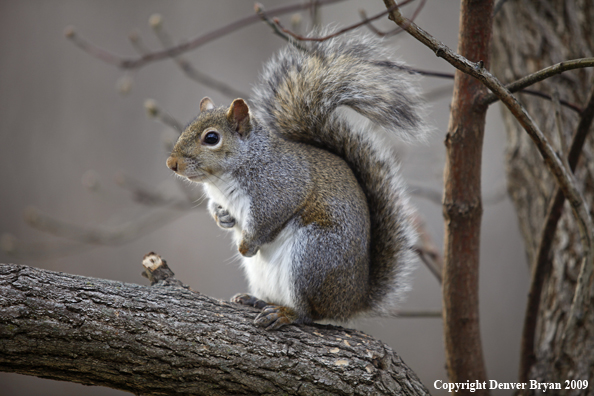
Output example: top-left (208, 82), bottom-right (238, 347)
top-left (141, 251), bottom-right (188, 288)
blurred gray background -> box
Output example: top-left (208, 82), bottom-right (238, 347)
top-left (0, 1), bottom-right (528, 395)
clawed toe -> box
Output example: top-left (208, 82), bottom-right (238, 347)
top-left (254, 305), bottom-right (298, 331)
top-left (230, 293), bottom-right (268, 309)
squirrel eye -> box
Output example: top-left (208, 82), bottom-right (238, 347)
top-left (203, 131), bottom-right (220, 146)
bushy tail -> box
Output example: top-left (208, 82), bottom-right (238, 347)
top-left (251, 32), bottom-right (430, 315)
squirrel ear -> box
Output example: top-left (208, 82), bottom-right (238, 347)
top-left (199, 97), bottom-right (215, 113)
top-left (227, 98), bottom-right (251, 136)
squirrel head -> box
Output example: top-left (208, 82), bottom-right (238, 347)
top-left (166, 97), bottom-right (253, 183)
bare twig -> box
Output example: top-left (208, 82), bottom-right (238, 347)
top-left (383, 0), bottom-right (594, 371)
top-left (377, 65), bottom-right (583, 112)
top-left (417, 68), bottom-right (583, 113)
top-left (269, 0), bottom-right (414, 42)
top-left (23, 206), bottom-right (185, 247)
top-left (396, 310), bottom-right (442, 318)
top-left (128, 30), bottom-right (151, 55)
top-left (1, 207), bottom-right (186, 260)
top-left (65, 0), bottom-right (347, 70)
top-left (148, 14), bottom-right (248, 99)
top-left (254, 3), bottom-right (308, 52)
top-left (410, 183), bottom-right (507, 206)
top-left (552, 92), bottom-right (568, 158)
top-left (411, 212), bottom-right (443, 284)
top-left (114, 172), bottom-right (197, 210)
top-left (519, 89), bottom-right (583, 114)
top-left (0, 233), bottom-right (94, 260)
top-left (144, 99), bottom-right (184, 134)
top-left (309, 0), bottom-right (322, 29)
top-left (481, 58), bottom-right (594, 108)
top-left (414, 246), bottom-right (442, 283)
top-left (255, 9), bottom-right (584, 116)
top-left (409, 184), bottom-right (442, 205)
top-left (359, 0), bottom-right (426, 37)
top-left (358, 10), bottom-right (394, 37)
top-left (519, 82), bottom-right (594, 383)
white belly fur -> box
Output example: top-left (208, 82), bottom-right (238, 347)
top-left (203, 176), bottom-right (296, 308)
top-left (241, 225), bottom-right (296, 308)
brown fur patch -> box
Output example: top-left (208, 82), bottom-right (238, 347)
top-left (238, 240), bottom-right (249, 256)
top-left (300, 200), bottom-right (333, 228)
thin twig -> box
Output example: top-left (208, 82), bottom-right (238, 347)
top-left (128, 30), bottom-right (151, 55)
top-left (519, 89), bottom-right (583, 114)
top-left (552, 92), bottom-right (568, 157)
top-left (371, 64), bottom-right (583, 114)
top-left (149, 14), bottom-right (248, 99)
top-left (377, 65), bottom-right (584, 112)
top-left (144, 99), bottom-right (185, 134)
top-left (115, 172), bottom-right (197, 210)
top-left (481, 58), bottom-right (594, 107)
top-left (255, 10), bottom-right (585, 116)
top-left (414, 247), bottom-right (442, 283)
top-left (270, 0), bottom-right (414, 42)
top-left (383, 0), bottom-right (594, 364)
top-left (396, 310), bottom-right (442, 318)
top-left (309, 0), bottom-right (322, 29)
top-left (409, 184), bottom-right (442, 205)
top-left (359, 0), bottom-right (426, 37)
top-left (254, 4), bottom-right (308, 52)
top-left (65, 0), bottom-right (347, 70)
top-left (411, 212), bottom-right (443, 284)
top-left (410, 183), bottom-right (507, 206)
top-left (518, 82), bottom-right (594, 383)
top-left (23, 206), bottom-right (185, 247)
top-left (0, 233), bottom-right (94, 260)
top-left (358, 10), bottom-right (394, 37)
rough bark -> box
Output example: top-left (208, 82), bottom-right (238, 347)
top-left (492, 0), bottom-right (594, 393)
top-left (442, 1), bottom-right (492, 393)
top-left (0, 262), bottom-right (429, 396)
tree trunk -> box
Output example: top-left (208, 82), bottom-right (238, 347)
top-left (0, 263), bottom-right (429, 395)
top-left (442, 1), bottom-right (492, 393)
top-left (492, 0), bottom-right (594, 392)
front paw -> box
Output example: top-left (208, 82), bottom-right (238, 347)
top-left (255, 305), bottom-right (299, 331)
top-left (214, 206), bottom-right (236, 229)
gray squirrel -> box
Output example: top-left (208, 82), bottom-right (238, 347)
top-left (166, 32), bottom-right (430, 330)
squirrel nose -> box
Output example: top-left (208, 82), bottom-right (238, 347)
top-left (166, 156), bottom-right (178, 172)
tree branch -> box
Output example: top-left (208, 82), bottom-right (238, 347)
top-left (143, 99), bottom-right (185, 134)
top-left (383, 0), bottom-right (594, 360)
top-left (65, 0), bottom-right (347, 70)
top-left (481, 58), bottom-right (594, 108)
top-left (359, 0), bottom-right (426, 38)
top-left (22, 206), bottom-right (185, 247)
top-left (0, 262), bottom-right (429, 395)
top-left (266, 0), bottom-right (414, 42)
top-left (148, 14), bottom-right (249, 99)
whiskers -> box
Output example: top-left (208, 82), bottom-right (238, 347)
top-left (191, 191), bottom-right (208, 209)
